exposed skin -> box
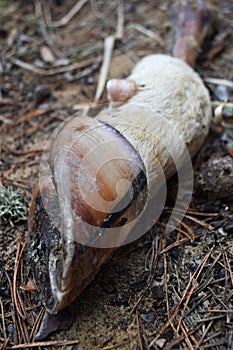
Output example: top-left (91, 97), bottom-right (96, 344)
top-left (107, 79), bottom-right (138, 103)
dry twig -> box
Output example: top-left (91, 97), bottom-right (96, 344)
top-left (50, 0), bottom-right (88, 28)
top-left (94, 0), bottom-right (124, 102)
top-left (10, 56), bottom-right (99, 76)
top-left (204, 77), bottom-right (233, 89)
top-left (8, 339), bottom-right (81, 348)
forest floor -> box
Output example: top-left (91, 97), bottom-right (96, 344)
top-left (0, 0), bottom-right (233, 349)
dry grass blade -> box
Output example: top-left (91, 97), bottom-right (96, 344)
top-left (158, 221), bottom-right (193, 241)
top-left (8, 339), bottom-right (81, 348)
top-left (197, 252), bottom-right (222, 288)
top-left (160, 232), bottom-right (203, 255)
top-left (0, 297), bottom-right (7, 340)
top-left (201, 330), bottom-right (225, 346)
top-left (34, 0), bottom-right (61, 58)
top-left (160, 237), bottom-right (192, 254)
top-left (95, 343), bottom-right (128, 350)
top-left (29, 307), bottom-right (45, 342)
top-left (224, 251), bottom-right (233, 290)
top-left (184, 215), bottom-right (214, 230)
top-left (204, 77), bottom-right (233, 88)
top-left (180, 321), bottom-right (195, 350)
top-left (19, 109), bottom-right (48, 123)
top-left (15, 313), bottom-right (29, 344)
top-left (195, 320), bottom-right (214, 349)
top-left (94, 36), bottom-right (115, 102)
top-left (149, 248), bottom-right (214, 347)
top-left (166, 207), bottom-right (219, 217)
top-left (11, 56), bottom-right (99, 76)
top-left (176, 248), bottom-right (213, 332)
top-left (136, 312), bottom-right (144, 350)
top-left (94, 0), bottom-right (124, 102)
top-left (127, 23), bottom-right (163, 46)
top-left (173, 217), bottom-right (195, 241)
top-left (13, 240), bottom-right (27, 320)
top-left (51, 0), bottom-right (88, 27)
top-left (131, 236), bottom-right (162, 315)
top-left (4, 271), bottom-right (17, 344)
top-left (163, 249), bottom-right (177, 337)
top-left (0, 98), bottom-right (17, 105)
top-left (0, 338), bottom-right (10, 350)
top-left (161, 323), bottom-right (203, 350)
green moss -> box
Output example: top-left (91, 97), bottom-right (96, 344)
top-left (0, 184), bottom-right (28, 224)
top-left (0, 0), bottom-right (12, 9)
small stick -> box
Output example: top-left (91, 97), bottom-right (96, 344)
top-left (4, 271), bottom-right (18, 344)
top-left (51, 0), bottom-right (88, 28)
top-left (9, 339), bottom-right (81, 349)
top-left (158, 221), bottom-right (194, 241)
top-left (19, 109), bottom-right (48, 123)
top-left (180, 321), bottom-right (195, 350)
top-left (16, 312), bottom-right (29, 344)
top-left (165, 206), bottom-right (219, 217)
top-left (176, 248), bottom-right (213, 332)
top-left (13, 240), bottom-right (27, 320)
top-left (136, 312), bottom-right (144, 350)
top-left (163, 247), bottom-right (178, 337)
top-left (224, 252), bottom-right (233, 290)
top-left (128, 23), bottom-right (163, 46)
top-left (0, 297), bottom-right (7, 340)
top-left (29, 307), bottom-right (45, 342)
top-left (159, 233), bottom-right (203, 255)
top-left (0, 98), bottom-right (16, 105)
top-left (11, 56), bottom-right (99, 76)
top-left (94, 1), bottom-right (124, 102)
top-left (34, 0), bottom-right (62, 58)
top-left (204, 77), bottom-right (233, 89)
top-left (150, 249), bottom-right (213, 347)
top-left (0, 337), bottom-right (10, 350)
top-left (185, 214), bottom-right (215, 230)
top-left (171, 0), bottom-right (213, 67)
top-left (173, 217), bottom-right (195, 241)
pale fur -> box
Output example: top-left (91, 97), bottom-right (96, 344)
top-left (98, 54), bottom-right (211, 192)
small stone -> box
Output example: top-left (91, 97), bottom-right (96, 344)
top-left (140, 309), bottom-right (156, 323)
top-left (203, 201), bottom-right (219, 213)
top-left (218, 268), bottom-right (225, 278)
top-left (34, 85), bottom-right (51, 104)
top-left (115, 289), bottom-right (131, 307)
top-left (40, 45), bottom-right (56, 64)
top-left (190, 258), bottom-right (202, 271)
top-left (124, 2), bottom-right (136, 13)
top-left (0, 286), bottom-right (10, 298)
top-left (170, 247), bottom-right (180, 259)
top-left (218, 227), bottom-right (227, 236)
top-left (224, 220), bottom-right (233, 234)
top-left (151, 285), bottom-right (164, 300)
top-left (8, 324), bottom-right (14, 339)
top-left (1, 85), bottom-right (8, 97)
top-left (155, 338), bottom-right (167, 348)
top-left (211, 221), bottom-right (222, 228)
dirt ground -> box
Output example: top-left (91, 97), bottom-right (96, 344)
top-left (0, 0), bottom-right (233, 349)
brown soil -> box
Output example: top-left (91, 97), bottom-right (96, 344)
top-left (1, 0), bottom-right (233, 349)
